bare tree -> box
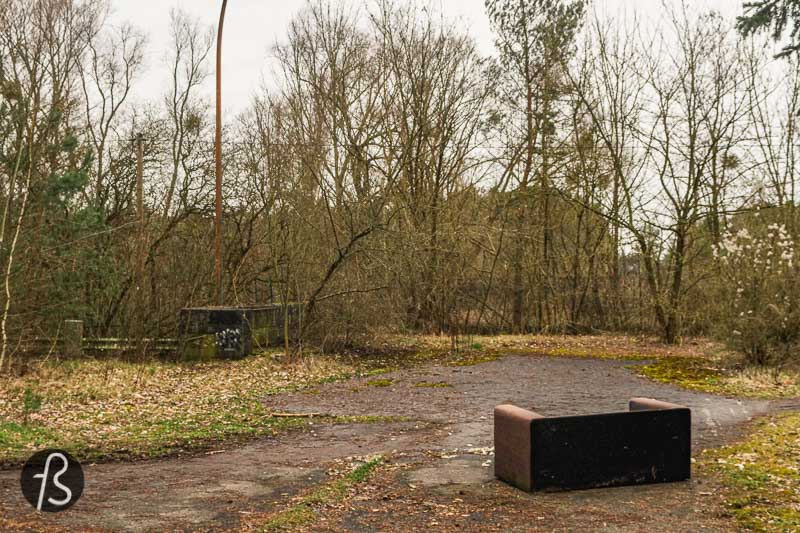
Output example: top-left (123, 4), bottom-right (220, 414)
top-left (486, 0), bottom-right (586, 332)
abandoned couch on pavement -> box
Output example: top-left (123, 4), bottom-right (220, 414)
top-left (494, 398), bottom-right (691, 491)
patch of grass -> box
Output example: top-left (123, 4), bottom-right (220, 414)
top-left (0, 412), bottom-right (403, 466)
top-left (528, 346), bottom-right (655, 361)
top-left (0, 355), bottom-right (359, 465)
top-left (262, 457), bottom-right (383, 531)
top-left (365, 378), bottom-right (393, 387)
top-left (316, 373), bottom-right (352, 384)
top-left (331, 415), bottom-right (411, 424)
top-left (363, 367), bottom-right (391, 376)
top-left (346, 457), bottom-right (383, 482)
top-left (414, 381), bottom-right (453, 388)
top-left (700, 413), bottom-right (800, 532)
top-left (636, 357), bottom-right (726, 391)
top-left (0, 422), bottom-right (61, 455)
top-left (636, 357), bottom-right (800, 399)
top-left (1, 406), bottom-right (315, 465)
top-left (264, 371), bottom-right (358, 396)
top-left (22, 387), bottom-right (43, 424)
top-left (725, 366), bottom-right (800, 398)
top-left (262, 504), bottom-right (315, 531)
top-left (446, 344), bottom-right (652, 366)
top-left (445, 352), bottom-right (502, 367)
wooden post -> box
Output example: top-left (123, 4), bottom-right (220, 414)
top-left (64, 320), bottom-right (83, 358)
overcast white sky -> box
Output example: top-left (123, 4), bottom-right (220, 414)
top-left (108, 0), bottom-right (750, 113)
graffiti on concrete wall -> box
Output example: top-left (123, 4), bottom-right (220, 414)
top-left (215, 328), bottom-right (242, 353)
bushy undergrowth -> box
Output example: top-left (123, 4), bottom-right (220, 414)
top-left (714, 222), bottom-right (800, 366)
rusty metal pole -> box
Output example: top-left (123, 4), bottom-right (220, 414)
top-left (136, 134), bottom-right (145, 283)
top-left (136, 134), bottom-right (145, 356)
top-left (215, 0), bottom-right (228, 306)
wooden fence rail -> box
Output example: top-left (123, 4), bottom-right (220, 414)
top-left (26, 321), bottom-right (179, 356)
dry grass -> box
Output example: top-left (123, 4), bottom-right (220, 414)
top-left (0, 351), bottom-right (357, 464)
top-left (727, 366), bottom-right (800, 396)
top-left (386, 333), bottom-right (728, 359)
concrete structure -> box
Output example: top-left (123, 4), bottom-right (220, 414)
top-left (178, 304), bottom-right (302, 360)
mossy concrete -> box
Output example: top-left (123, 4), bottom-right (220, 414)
top-left (178, 304), bottom-right (302, 361)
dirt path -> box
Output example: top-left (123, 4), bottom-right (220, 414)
top-left (0, 355), bottom-right (791, 532)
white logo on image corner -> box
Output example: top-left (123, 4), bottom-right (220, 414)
top-left (33, 452), bottom-right (73, 511)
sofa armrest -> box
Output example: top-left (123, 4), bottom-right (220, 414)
top-left (494, 404), bottom-right (543, 492)
top-left (629, 397), bottom-right (686, 411)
